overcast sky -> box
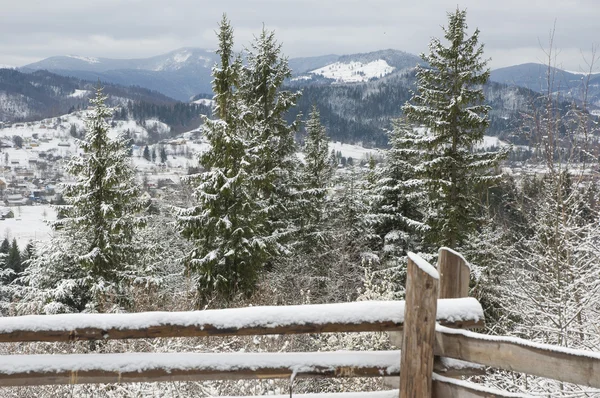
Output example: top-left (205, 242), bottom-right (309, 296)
top-left (0, 0), bottom-right (598, 71)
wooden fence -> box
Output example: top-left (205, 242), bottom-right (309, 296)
top-left (0, 248), bottom-right (598, 397)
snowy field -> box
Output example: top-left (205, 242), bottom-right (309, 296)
top-left (328, 141), bottom-right (378, 160)
top-left (0, 205), bottom-right (55, 248)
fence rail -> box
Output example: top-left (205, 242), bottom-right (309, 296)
top-left (435, 325), bottom-right (600, 389)
top-left (0, 247), bottom-right (597, 397)
top-left (0, 351), bottom-right (486, 387)
top-left (0, 297), bottom-right (484, 343)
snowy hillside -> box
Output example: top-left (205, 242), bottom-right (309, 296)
top-left (310, 60), bottom-right (396, 83)
top-left (0, 92), bottom-right (33, 120)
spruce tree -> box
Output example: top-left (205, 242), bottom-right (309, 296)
top-left (6, 238), bottom-right (22, 279)
top-left (19, 87), bottom-right (146, 313)
top-left (239, 26), bottom-right (301, 252)
top-left (402, 8), bottom-right (505, 248)
top-left (178, 15), bottom-right (269, 302)
top-left (373, 119), bottom-right (427, 260)
top-left (0, 239), bottom-right (9, 256)
top-left (298, 106), bottom-right (333, 251)
top-left (143, 145), bottom-right (151, 161)
top-left (303, 106), bottom-right (332, 197)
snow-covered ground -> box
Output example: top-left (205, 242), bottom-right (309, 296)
top-left (0, 205), bottom-right (55, 248)
top-left (68, 89), bottom-right (90, 98)
top-left (192, 98), bottom-right (215, 107)
top-left (328, 141), bottom-right (378, 160)
top-left (475, 135), bottom-right (511, 150)
top-left (310, 60), bottom-right (395, 83)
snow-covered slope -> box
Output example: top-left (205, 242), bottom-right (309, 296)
top-left (310, 60), bottom-right (395, 83)
top-left (0, 92), bottom-right (34, 120)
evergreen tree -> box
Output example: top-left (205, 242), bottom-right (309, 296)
top-left (239, 26), bottom-right (302, 253)
top-left (178, 15), bottom-right (269, 302)
top-left (298, 106), bottom-right (333, 251)
top-left (19, 87), bottom-right (147, 313)
top-left (159, 146), bottom-right (167, 163)
top-left (303, 106), bottom-right (332, 196)
top-left (0, 239), bottom-right (9, 256)
top-left (151, 147), bottom-right (157, 163)
top-left (143, 145), bottom-right (151, 161)
top-left (7, 238), bottom-right (22, 278)
top-left (402, 8), bottom-right (505, 248)
top-left (373, 119), bottom-right (427, 261)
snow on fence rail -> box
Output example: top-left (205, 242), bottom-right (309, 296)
top-left (435, 325), bottom-right (600, 389)
top-left (0, 351), bottom-right (484, 387)
top-left (0, 297), bottom-right (484, 342)
top-left (0, 248), bottom-right (598, 398)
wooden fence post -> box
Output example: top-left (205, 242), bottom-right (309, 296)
top-left (437, 247), bottom-right (470, 299)
top-left (400, 252), bottom-right (439, 398)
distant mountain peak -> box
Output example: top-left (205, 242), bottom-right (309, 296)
top-left (66, 55), bottom-right (100, 64)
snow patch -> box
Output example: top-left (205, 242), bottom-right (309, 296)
top-left (68, 89), bottom-right (89, 98)
top-left (310, 60), bottom-right (395, 83)
top-left (328, 141), bottom-right (377, 161)
top-left (0, 205), bottom-right (56, 249)
top-left (438, 247), bottom-right (471, 271)
top-left (193, 98), bottom-right (215, 107)
top-left (475, 135), bottom-right (510, 150)
top-left (407, 252), bottom-right (439, 279)
top-left (291, 75), bottom-right (313, 82)
top-left (173, 52), bottom-right (191, 64)
top-left (66, 55), bottom-right (99, 64)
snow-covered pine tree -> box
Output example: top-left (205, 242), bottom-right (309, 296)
top-left (373, 119), bottom-right (428, 265)
top-left (324, 166), bottom-right (380, 300)
top-left (239, 27), bottom-right (302, 254)
top-left (177, 15), bottom-right (270, 303)
top-left (18, 86), bottom-right (146, 313)
top-left (403, 8), bottom-right (505, 248)
top-left (303, 106), bottom-right (332, 199)
top-left (298, 106), bottom-right (333, 251)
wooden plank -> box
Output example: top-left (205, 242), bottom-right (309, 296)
top-left (435, 326), bottom-right (600, 389)
top-left (432, 374), bottom-right (532, 398)
top-left (0, 350), bottom-right (480, 387)
top-left (437, 247), bottom-right (470, 299)
top-left (385, 357), bottom-right (485, 388)
top-left (0, 299), bottom-right (484, 343)
top-left (399, 253), bottom-right (439, 398)
top-left (0, 367), bottom-right (386, 387)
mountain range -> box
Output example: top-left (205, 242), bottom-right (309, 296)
top-left (2, 47), bottom-right (598, 148)
top-left (20, 47), bottom-right (600, 107)
top-left (21, 48), bottom-right (424, 101)
top-left (490, 63), bottom-right (600, 107)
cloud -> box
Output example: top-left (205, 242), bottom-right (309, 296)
top-left (0, 0), bottom-right (597, 70)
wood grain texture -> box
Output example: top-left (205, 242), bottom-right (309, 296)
top-left (433, 374), bottom-right (531, 397)
top-left (399, 255), bottom-right (439, 398)
top-left (437, 248), bottom-right (470, 299)
top-left (435, 329), bottom-right (600, 388)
